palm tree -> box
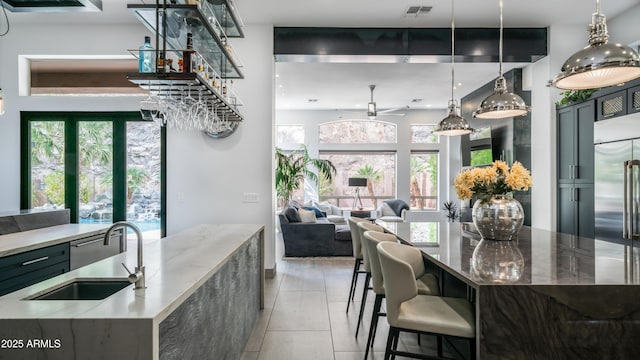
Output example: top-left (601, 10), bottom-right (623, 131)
top-left (275, 145), bottom-right (336, 208)
top-left (356, 164), bottom-right (382, 208)
top-left (410, 157), bottom-right (429, 209)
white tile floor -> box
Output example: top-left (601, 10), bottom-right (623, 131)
top-left (242, 256), bottom-right (449, 360)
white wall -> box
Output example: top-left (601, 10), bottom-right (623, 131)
top-left (608, 4), bottom-right (640, 47)
top-left (0, 21), bottom-right (277, 271)
top-left (167, 24), bottom-right (276, 270)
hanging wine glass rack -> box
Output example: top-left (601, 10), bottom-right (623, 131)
top-left (126, 0), bottom-right (245, 126)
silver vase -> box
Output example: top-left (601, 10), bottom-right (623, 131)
top-left (472, 194), bottom-right (524, 241)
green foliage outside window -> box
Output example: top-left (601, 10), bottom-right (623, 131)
top-left (470, 149), bottom-right (493, 166)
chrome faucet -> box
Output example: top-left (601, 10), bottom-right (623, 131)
top-left (104, 221), bottom-right (146, 289)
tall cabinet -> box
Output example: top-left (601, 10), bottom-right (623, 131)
top-left (556, 100), bottom-right (595, 238)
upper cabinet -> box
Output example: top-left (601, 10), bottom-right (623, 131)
top-left (596, 90), bottom-right (626, 121)
top-left (628, 85), bottom-right (640, 115)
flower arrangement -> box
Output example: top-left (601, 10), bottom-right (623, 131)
top-left (454, 160), bottom-right (533, 202)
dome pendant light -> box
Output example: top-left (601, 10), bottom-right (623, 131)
top-left (433, 0), bottom-right (473, 137)
top-left (551, 0), bottom-right (640, 90)
top-left (474, 0), bottom-right (530, 119)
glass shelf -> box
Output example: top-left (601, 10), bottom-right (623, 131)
top-left (205, 0), bottom-right (244, 38)
top-left (127, 72), bottom-right (243, 122)
top-left (128, 4), bottom-right (243, 79)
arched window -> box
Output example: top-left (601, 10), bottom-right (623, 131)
top-left (318, 120), bottom-right (396, 144)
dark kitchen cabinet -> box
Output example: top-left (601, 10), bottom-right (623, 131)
top-left (628, 85), bottom-right (640, 115)
top-left (557, 184), bottom-right (594, 238)
top-left (597, 90), bottom-right (627, 121)
top-left (557, 101), bottom-right (595, 185)
top-left (557, 100), bottom-right (595, 237)
top-left (0, 243), bottom-right (70, 296)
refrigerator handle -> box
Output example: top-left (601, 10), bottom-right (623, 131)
top-left (572, 165), bottom-right (578, 180)
top-left (625, 160), bottom-right (640, 240)
top-left (625, 161), bottom-right (630, 239)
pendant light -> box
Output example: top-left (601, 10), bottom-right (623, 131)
top-left (474, 0), bottom-right (530, 119)
top-left (550, 0), bottom-right (640, 90)
top-left (433, 0), bottom-right (473, 137)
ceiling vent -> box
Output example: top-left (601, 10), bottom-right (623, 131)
top-left (0, 0), bottom-right (103, 13)
top-left (405, 5), bottom-right (432, 16)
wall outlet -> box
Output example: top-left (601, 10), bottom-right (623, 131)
top-left (242, 192), bottom-right (259, 203)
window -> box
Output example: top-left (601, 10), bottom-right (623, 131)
top-left (276, 125), bottom-right (304, 144)
top-left (410, 222), bottom-right (439, 245)
top-left (21, 112), bottom-right (166, 239)
top-left (411, 125), bottom-right (439, 144)
top-left (319, 152), bottom-right (396, 209)
top-left (319, 120), bottom-right (396, 144)
top-left (410, 152), bottom-right (438, 210)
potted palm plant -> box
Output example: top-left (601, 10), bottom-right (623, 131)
top-left (275, 146), bottom-right (336, 208)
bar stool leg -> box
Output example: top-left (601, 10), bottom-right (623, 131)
top-left (364, 294), bottom-right (383, 359)
top-left (355, 272), bottom-right (371, 337)
top-left (346, 258), bottom-right (362, 313)
top-left (384, 327), bottom-right (398, 360)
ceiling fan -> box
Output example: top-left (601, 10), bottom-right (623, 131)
top-left (366, 84), bottom-right (407, 119)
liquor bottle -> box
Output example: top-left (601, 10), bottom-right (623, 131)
top-left (138, 36), bottom-right (154, 73)
top-left (157, 51), bottom-right (166, 73)
top-left (182, 33), bottom-right (194, 73)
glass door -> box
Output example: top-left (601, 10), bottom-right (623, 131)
top-left (126, 122), bottom-right (162, 238)
top-left (78, 121), bottom-right (113, 225)
top-left (22, 112), bottom-right (165, 238)
top-left (29, 121), bottom-right (66, 209)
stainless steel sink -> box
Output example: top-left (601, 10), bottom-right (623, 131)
top-left (28, 279), bottom-right (131, 300)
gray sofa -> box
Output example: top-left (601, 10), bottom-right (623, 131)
top-left (278, 207), bottom-right (352, 257)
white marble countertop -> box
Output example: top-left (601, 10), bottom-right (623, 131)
top-left (0, 224), bottom-right (264, 324)
top-left (0, 224), bottom-right (112, 257)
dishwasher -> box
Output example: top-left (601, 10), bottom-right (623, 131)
top-left (70, 229), bottom-right (123, 270)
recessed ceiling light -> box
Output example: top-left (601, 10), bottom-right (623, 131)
top-left (458, 82), bottom-right (462, 86)
top-left (278, 84), bottom-right (283, 88)
top-left (356, 104), bottom-right (361, 107)
top-left (425, 104), bottom-right (432, 108)
top-left (411, 98), bottom-right (423, 103)
top-left (275, 74), bottom-right (280, 78)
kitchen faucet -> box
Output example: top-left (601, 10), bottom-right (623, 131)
top-left (104, 221), bottom-right (146, 289)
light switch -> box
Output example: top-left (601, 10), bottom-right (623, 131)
top-left (243, 192), bottom-right (259, 203)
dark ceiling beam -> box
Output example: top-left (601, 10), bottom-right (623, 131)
top-left (274, 27), bottom-right (547, 63)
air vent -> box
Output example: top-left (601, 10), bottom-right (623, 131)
top-left (0, 0), bottom-right (102, 13)
top-left (405, 6), bottom-right (432, 16)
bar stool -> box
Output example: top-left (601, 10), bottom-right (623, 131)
top-left (377, 242), bottom-right (476, 360)
top-left (346, 216), bottom-right (370, 314)
top-left (354, 221), bottom-right (385, 337)
top-left (361, 231), bottom-right (440, 360)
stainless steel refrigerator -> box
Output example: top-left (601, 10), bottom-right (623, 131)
top-left (594, 114), bottom-right (640, 242)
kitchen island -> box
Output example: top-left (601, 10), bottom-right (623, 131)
top-left (378, 220), bottom-right (640, 360)
top-left (0, 223), bottom-right (264, 360)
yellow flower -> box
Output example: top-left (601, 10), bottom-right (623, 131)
top-left (505, 161), bottom-right (533, 191)
top-left (493, 160), bottom-right (509, 174)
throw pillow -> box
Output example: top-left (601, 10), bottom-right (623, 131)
top-left (298, 208), bottom-right (317, 223)
top-left (314, 202), bottom-right (332, 215)
top-left (384, 199), bottom-right (409, 217)
top-left (381, 202), bottom-right (397, 217)
top-left (303, 206), bottom-right (326, 218)
top-left (284, 206), bottom-right (301, 223)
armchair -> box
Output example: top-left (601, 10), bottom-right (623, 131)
top-left (375, 199), bottom-right (410, 222)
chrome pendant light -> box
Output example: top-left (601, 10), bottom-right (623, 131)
top-left (474, 0), bottom-right (530, 119)
top-left (551, 0), bottom-right (640, 90)
top-left (433, 0), bottom-right (473, 137)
